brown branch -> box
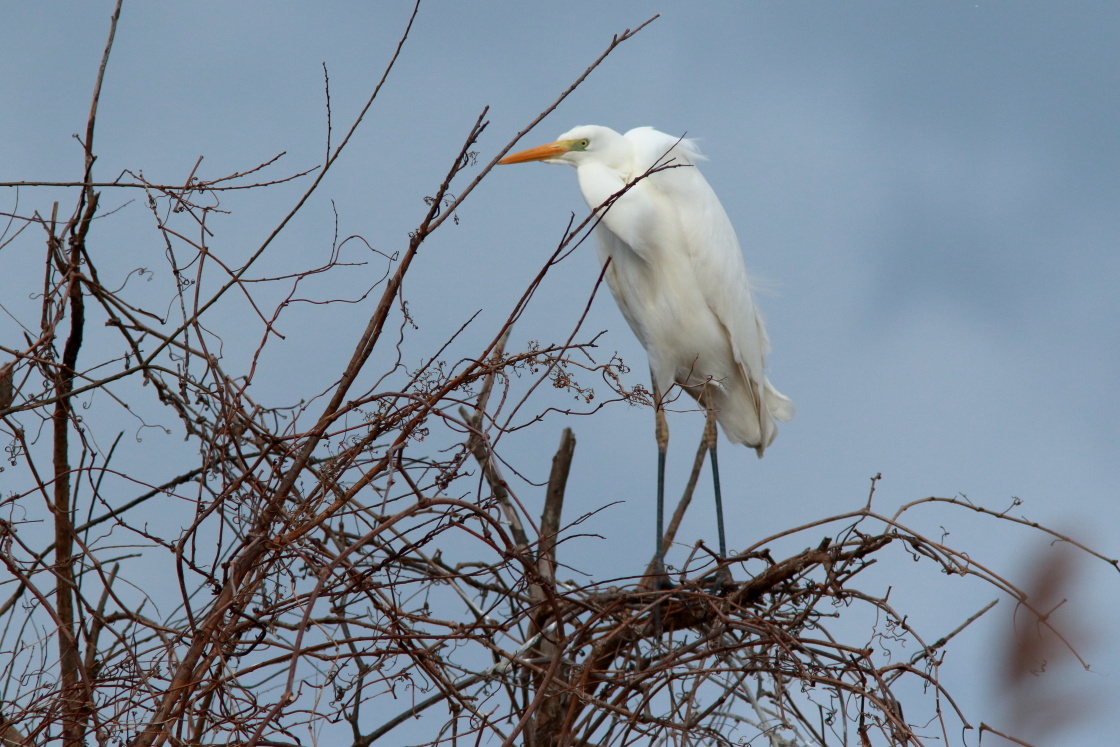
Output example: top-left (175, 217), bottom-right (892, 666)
top-left (539, 427), bottom-right (575, 582)
top-left (53, 154), bottom-right (103, 747)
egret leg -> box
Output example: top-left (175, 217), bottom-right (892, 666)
top-left (704, 405), bottom-right (728, 560)
top-left (654, 388), bottom-right (670, 588)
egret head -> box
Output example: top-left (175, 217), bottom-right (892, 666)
top-left (499, 125), bottom-right (630, 170)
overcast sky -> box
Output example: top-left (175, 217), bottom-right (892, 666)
top-left (3, 2), bottom-right (1119, 744)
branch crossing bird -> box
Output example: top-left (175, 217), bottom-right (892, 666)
top-left (500, 125), bottom-right (793, 583)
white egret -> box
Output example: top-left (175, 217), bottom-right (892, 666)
top-left (500, 125), bottom-right (792, 580)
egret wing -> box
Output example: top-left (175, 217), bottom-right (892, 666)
top-left (625, 128), bottom-right (793, 433)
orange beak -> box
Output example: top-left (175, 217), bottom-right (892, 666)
top-left (499, 140), bottom-right (571, 165)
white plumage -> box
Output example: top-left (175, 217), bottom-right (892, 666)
top-left (501, 125), bottom-right (792, 456)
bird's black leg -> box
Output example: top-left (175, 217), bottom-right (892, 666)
top-left (705, 403), bottom-right (731, 586)
top-left (654, 385), bottom-right (670, 589)
top-left (649, 384), bottom-right (673, 635)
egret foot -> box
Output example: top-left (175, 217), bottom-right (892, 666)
top-left (650, 569), bottom-right (674, 636)
top-left (702, 563), bottom-right (734, 591)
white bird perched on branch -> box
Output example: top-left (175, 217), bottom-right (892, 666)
top-left (500, 125), bottom-right (793, 580)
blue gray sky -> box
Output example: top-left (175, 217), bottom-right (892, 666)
top-left (3, 2), bottom-right (1119, 743)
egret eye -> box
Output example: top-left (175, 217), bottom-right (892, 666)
top-left (579, 139), bottom-right (590, 149)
